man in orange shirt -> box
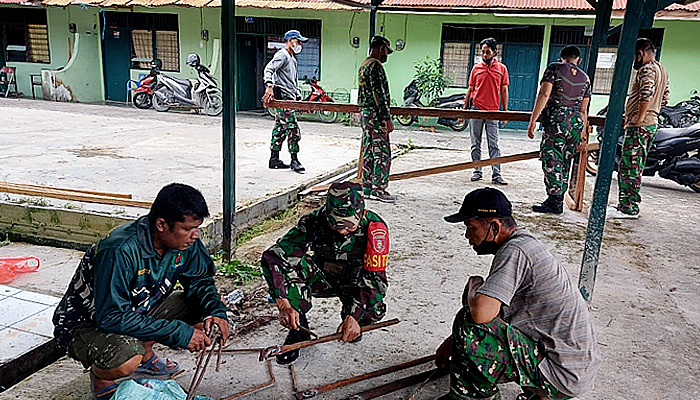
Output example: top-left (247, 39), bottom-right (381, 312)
top-left (464, 38), bottom-right (510, 185)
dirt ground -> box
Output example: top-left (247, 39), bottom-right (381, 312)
top-left (2, 118), bottom-right (699, 400)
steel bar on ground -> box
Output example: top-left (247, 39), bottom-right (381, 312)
top-left (344, 367), bottom-right (448, 400)
top-left (260, 318), bottom-right (399, 361)
top-left (406, 368), bottom-right (438, 400)
top-left (220, 359), bottom-right (275, 400)
top-left (0, 181), bottom-right (152, 207)
top-left (0, 181), bottom-right (132, 199)
top-left (186, 339), bottom-right (221, 400)
top-left (294, 354), bottom-right (435, 399)
top-left (290, 364), bottom-right (299, 393)
top-left (579, 0), bottom-right (648, 303)
top-left (221, 348), bottom-right (265, 353)
top-left (267, 100), bottom-right (606, 126)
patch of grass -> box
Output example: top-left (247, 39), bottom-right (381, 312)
top-left (217, 259), bottom-right (262, 285)
top-left (0, 235), bottom-right (9, 248)
top-left (63, 202), bottom-right (82, 210)
top-left (13, 197), bottom-right (50, 207)
top-left (236, 208), bottom-right (294, 246)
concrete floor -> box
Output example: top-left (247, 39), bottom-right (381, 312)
top-left (2, 100), bottom-right (699, 399)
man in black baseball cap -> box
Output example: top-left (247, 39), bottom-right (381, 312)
top-left (436, 187), bottom-right (601, 400)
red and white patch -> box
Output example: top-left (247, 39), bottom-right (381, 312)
top-left (364, 221), bottom-right (389, 272)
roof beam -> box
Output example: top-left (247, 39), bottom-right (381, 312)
top-left (586, 0), bottom-right (597, 9)
top-left (330, 0), bottom-right (371, 9)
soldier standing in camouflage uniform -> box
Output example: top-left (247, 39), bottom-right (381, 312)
top-left (527, 46), bottom-right (591, 214)
top-left (261, 181), bottom-right (389, 364)
top-left (358, 36), bottom-right (395, 203)
top-left (439, 188), bottom-right (601, 400)
top-left (607, 38), bottom-right (669, 219)
top-left (263, 30), bottom-right (309, 173)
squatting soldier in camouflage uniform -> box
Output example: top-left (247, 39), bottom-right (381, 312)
top-left (52, 184), bottom-right (229, 400)
top-left (358, 36), bottom-right (396, 203)
top-left (608, 38), bottom-right (669, 219)
top-left (263, 30), bottom-right (309, 173)
top-left (527, 46), bottom-right (591, 214)
top-left (439, 188), bottom-right (601, 400)
top-left (261, 181), bottom-right (389, 364)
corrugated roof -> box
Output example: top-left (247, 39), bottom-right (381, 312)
top-left (39, 0), bottom-right (700, 12)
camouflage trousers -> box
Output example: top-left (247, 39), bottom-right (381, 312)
top-left (448, 307), bottom-right (570, 400)
top-left (360, 109), bottom-right (391, 196)
top-left (618, 124), bottom-right (658, 215)
top-left (540, 106), bottom-right (584, 196)
top-left (271, 99), bottom-right (301, 154)
top-left (262, 255), bottom-right (386, 325)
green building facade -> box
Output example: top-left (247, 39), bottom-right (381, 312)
top-left (1, 2), bottom-right (699, 116)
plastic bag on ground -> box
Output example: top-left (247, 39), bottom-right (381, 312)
top-left (0, 256), bottom-right (40, 284)
top-left (112, 378), bottom-right (213, 400)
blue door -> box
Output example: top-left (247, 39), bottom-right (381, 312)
top-left (102, 27), bottom-right (131, 102)
top-left (548, 44), bottom-right (590, 72)
top-left (503, 44), bottom-right (542, 130)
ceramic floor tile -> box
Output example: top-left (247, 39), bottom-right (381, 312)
top-left (0, 285), bottom-right (21, 297)
top-left (11, 306), bottom-right (57, 338)
top-left (0, 327), bottom-right (49, 364)
top-left (0, 297), bottom-right (51, 327)
top-left (11, 290), bottom-right (60, 306)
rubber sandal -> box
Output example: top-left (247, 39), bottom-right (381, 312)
top-left (92, 382), bottom-right (118, 400)
top-left (135, 355), bottom-right (180, 376)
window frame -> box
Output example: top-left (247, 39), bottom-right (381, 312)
top-left (0, 10), bottom-right (51, 64)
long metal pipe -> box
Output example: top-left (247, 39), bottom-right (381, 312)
top-left (221, 0), bottom-right (236, 260)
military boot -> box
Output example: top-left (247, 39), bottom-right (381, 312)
top-left (532, 195), bottom-right (563, 214)
top-left (269, 150), bottom-right (289, 169)
top-left (290, 153), bottom-right (305, 173)
top-left (276, 312), bottom-right (310, 365)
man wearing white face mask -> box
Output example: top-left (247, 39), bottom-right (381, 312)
top-left (263, 30), bottom-right (309, 173)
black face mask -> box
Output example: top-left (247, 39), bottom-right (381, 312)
top-left (633, 53), bottom-right (644, 70)
top-left (380, 53), bottom-right (388, 63)
top-left (470, 223), bottom-right (501, 255)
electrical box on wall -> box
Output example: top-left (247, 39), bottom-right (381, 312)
top-left (352, 37), bottom-right (360, 48)
top-left (69, 23), bottom-right (77, 34)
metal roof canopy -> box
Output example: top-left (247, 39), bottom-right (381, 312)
top-left (222, 0), bottom-right (699, 293)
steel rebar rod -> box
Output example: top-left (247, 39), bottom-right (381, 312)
top-left (220, 359), bottom-right (275, 400)
top-left (260, 318), bottom-right (399, 361)
top-left (294, 354), bottom-right (435, 399)
top-left (344, 367), bottom-right (448, 400)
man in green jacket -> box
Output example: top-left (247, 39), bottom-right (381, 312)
top-left (53, 183), bottom-right (229, 399)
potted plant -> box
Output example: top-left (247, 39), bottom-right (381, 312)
top-left (413, 55), bottom-right (451, 129)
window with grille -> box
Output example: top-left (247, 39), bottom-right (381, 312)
top-left (442, 43), bottom-right (470, 88)
top-left (131, 30), bottom-right (153, 69)
top-left (266, 35), bottom-right (321, 81)
top-left (592, 46), bottom-right (617, 94)
top-left (0, 9), bottom-right (50, 64)
top-left (156, 31), bottom-right (179, 71)
top-left (104, 12), bottom-right (179, 72)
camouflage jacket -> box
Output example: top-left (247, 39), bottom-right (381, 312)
top-left (262, 208), bottom-right (389, 322)
top-left (358, 57), bottom-right (392, 123)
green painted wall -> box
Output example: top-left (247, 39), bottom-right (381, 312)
top-left (5, 5), bottom-right (700, 111)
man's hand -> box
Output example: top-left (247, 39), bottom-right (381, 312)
top-left (337, 315), bottom-right (361, 342)
top-left (187, 328), bottom-right (212, 352)
top-left (275, 298), bottom-right (300, 330)
top-left (382, 118), bottom-right (395, 134)
top-left (462, 275), bottom-right (485, 307)
top-left (204, 316), bottom-right (230, 345)
top-left (526, 121), bottom-right (537, 139)
top-left (435, 336), bottom-right (453, 369)
top-left (263, 85), bottom-right (275, 106)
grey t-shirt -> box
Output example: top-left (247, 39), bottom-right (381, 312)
top-left (477, 229), bottom-right (602, 397)
top-left (263, 48), bottom-right (301, 100)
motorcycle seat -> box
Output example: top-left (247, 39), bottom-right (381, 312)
top-left (655, 123), bottom-right (700, 142)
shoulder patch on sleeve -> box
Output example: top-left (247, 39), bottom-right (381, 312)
top-left (364, 221), bottom-right (389, 272)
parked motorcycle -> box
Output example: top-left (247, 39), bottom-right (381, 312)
top-left (658, 91), bottom-right (700, 128)
top-left (132, 60), bottom-right (160, 109)
top-left (586, 122), bottom-right (700, 193)
top-left (266, 74), bottom-right (337, 123)
top-left (152, 54), bottom-right (223, 116)
top-left (396, 80), bottom-right (467, 131)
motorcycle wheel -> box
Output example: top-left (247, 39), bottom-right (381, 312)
top-left (691, 152), bottom-right (700, 193)
top-left (133, 92), bottom-right (152, 109)
top-left (397, 115), bottom-right (415, 126)
top-left (450, 118), bottom-right (468, 131)
top-left (203, 91), bottom-right (224, 116)
top-left (586, 149), bottom-right (599, 176)
top-left (316, 110), bottom-right (338, 123)
top-left (152, 90), bottom-right (171, 112)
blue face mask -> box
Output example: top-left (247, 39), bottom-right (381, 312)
top-left (484, 57), bottom-right (493, 64)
